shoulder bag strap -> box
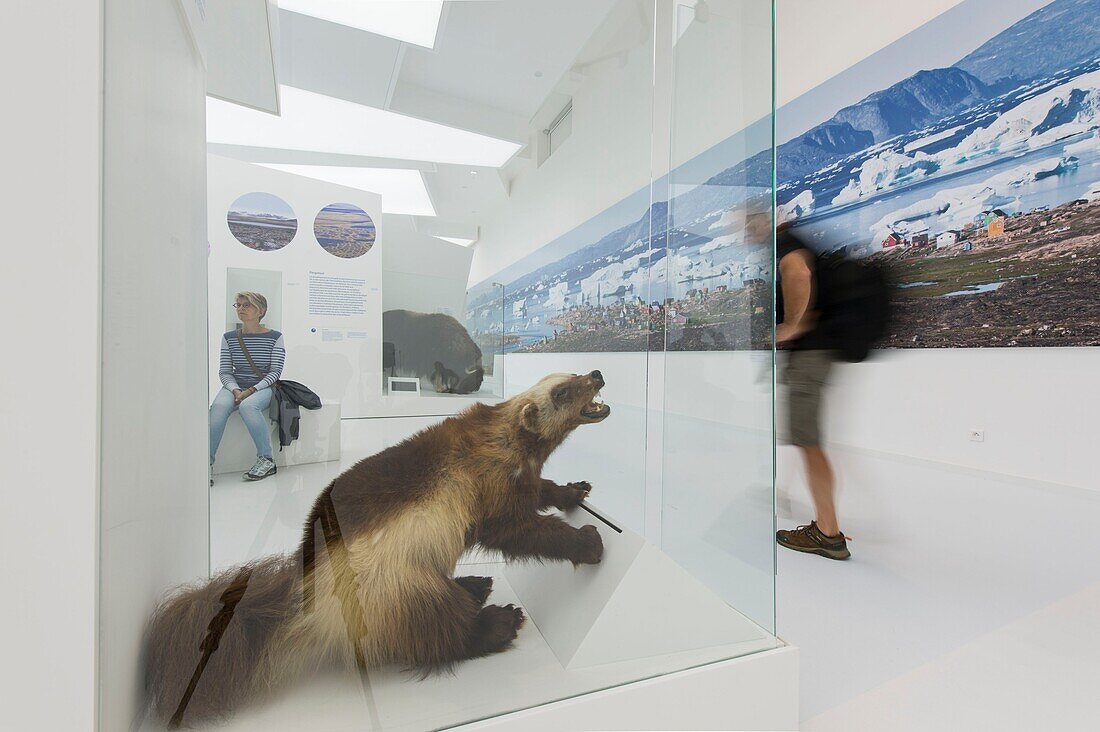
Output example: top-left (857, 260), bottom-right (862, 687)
top-left (235, 329), bottom-right (267, 381)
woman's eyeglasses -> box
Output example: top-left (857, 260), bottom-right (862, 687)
top-left (233, 303), bottom-right (255, 310)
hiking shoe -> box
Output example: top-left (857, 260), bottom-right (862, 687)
top-left (776, 521), bottom-right (850, 560)
top-left (244, 456), bottom-right (277, 481)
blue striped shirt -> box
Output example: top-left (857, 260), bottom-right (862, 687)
top-left (219, 329), bottom-right (285, 391)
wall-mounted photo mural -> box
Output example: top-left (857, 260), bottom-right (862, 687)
top-left (226, 192), bottom-right (298, 252)
top-left (467, 0), bottom-right (1100, 352)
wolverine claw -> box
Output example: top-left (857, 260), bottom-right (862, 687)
top-left (560, 481), bottom-right (592, 508)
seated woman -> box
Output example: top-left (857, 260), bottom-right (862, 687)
top-left (209, 291), bottom-right (285, 482)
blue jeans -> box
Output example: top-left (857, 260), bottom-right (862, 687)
top-left (209, 387), bottom-right (274, 463)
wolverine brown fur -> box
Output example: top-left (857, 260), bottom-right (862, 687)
top-left (146, 371), bottom-right (611, 726)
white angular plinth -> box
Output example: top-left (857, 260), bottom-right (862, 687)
top-left (505, 503), bottom-right (770, 669)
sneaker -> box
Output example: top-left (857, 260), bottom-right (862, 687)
top-left (776, 521), bottom-right (850, 560)
top-left (244, 456), bottom-right (277, 481)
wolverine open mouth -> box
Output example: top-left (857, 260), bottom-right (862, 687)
top-left (580, 393), bottom-right (610, 421)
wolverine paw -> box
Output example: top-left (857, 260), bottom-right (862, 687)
top-left (559, 481), bottom-right (592, 508)
top-left (472, 604), bottom-right (526, 655)
top-left (455, 576), bottom-right (494, 606)
top-left (573, 524), bottom-right (604, 565)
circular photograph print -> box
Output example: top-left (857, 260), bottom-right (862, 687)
top-left (314, 203), bottom-right (377, 259)
top-left (227, 192), bottom-right (297, 252)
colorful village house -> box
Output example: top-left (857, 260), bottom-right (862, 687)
top-left (936, 230), bottom-right (961, 249)
top-left (881, 232), bottom-right (905, 249)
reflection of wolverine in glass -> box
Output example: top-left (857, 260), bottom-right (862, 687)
top-left (209, 292), bottom-right (285, 482)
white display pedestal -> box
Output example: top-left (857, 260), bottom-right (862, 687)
top-left (213, 400), bottom-right (341, 474)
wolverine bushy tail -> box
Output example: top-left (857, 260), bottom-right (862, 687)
top-left (145, 555), bottom-right (301, 726)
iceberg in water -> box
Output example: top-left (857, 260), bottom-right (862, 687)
top-left (1063, 131), bottom-right (1098, 157)
top-left (576, 248), bottom-right (658, 302)
top-left (832, 179), bottom-right (862, 206)
top-left (903, 125), bottom-right (965, 153)
top-left (699, 233), bottom-right (742, 253)
top-left (545, 281), bottom-right (572, 311)
top-left (857, 150), bottom-right (939, 193)
top-left (940, 69), bottom-right (1100, 163)
top-left (777, 190), bottom-right (815, 223)
top-left (708, 208), bottom-right (741, 232)
top-left (869, 156), bottom-right (1076, 241)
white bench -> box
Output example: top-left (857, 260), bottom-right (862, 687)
top-left (212, 400), bottom-right (341, 475)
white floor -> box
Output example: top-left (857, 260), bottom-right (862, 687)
top-left (195, 454), bottom-right (775, 732)
top-left (776, 446), bottom-right (1100, 730)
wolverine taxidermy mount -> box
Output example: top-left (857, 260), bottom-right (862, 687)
top-left (147, 371), bottom-right (612, 726)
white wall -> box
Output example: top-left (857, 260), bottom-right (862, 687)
top-left (823, 349), bottom-right (1098, 491)
top-left (0, 2), bottom-right (102, 730)
top-left (469, 0), bottom-right (658, 286)
top-left (208, 155), bottom-right (384, 418)
top-left (98, 0), bottom-right (210, 729)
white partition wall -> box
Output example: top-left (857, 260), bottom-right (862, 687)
top-left (1, 2), bottom-right (103, 730)
top-left (98, 0), bottom-right (210, 729)
top-left (3, 1), bottom-right (210, 731)
top-left (207, 155), bottom-right (383, 418)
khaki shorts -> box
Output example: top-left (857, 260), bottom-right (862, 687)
top-left (782, 349), bottom-right (835, 447)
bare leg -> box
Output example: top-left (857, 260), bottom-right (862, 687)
top-left (800, 446), bottom-right (839, 536)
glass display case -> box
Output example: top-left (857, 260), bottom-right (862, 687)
top-left (101, 2), bottom-right (785, 730)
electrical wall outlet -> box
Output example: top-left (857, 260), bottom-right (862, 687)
top-left (968, 429), bottom-right (985, 443)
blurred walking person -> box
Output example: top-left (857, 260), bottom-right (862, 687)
top-left (754, 215), bottom-right (891, 561)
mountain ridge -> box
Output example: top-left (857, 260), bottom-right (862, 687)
top-left (955, 0), bottom-right (1100, 85)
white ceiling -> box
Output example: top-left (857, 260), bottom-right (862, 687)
top-left (209, 0), bottom-right (621, 241)
top-left (397, 0), bottom-right (618, 118)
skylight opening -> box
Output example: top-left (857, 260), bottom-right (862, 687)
top-left (280, 0), bottom-right (444, 49)
top-left (207, 87), bottom-right (523, 168)
top-left (258, 163), bottom-right (436, 217)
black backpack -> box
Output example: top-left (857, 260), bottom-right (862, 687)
top-left (815, 254), bottom-right (892, 362)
